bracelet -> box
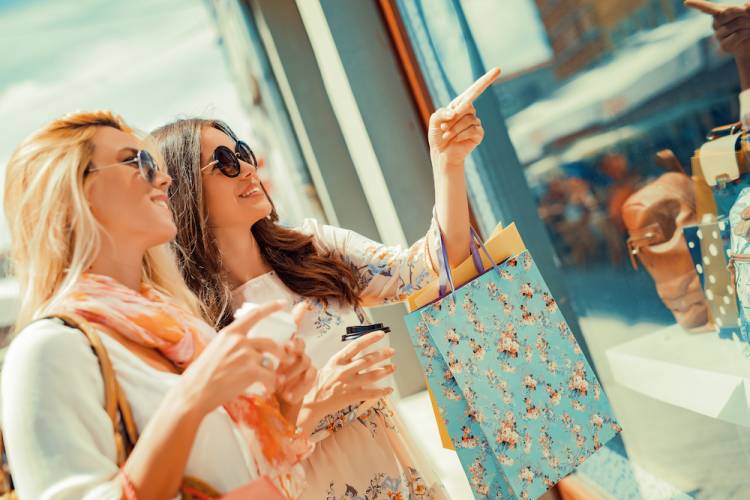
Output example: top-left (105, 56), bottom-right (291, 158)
top-left (120, 468), bottom-right (138, 500)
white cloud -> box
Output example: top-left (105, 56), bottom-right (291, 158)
top-left (0, 0), bottom-right (251, 249)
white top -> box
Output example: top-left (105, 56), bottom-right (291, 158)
top-left (1, 318), bottom-right (258, 500)
top-left (232, 218), bottom-right (445, 499)
top-left (232, 218), bottom-right (441, 387)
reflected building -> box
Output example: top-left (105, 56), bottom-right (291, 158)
top-left (592, 0), bottom-right (688, 46)
top-left (534, 0), bottom-right (605, 78)
top-left (535, 0), bottom-right (689, 78)
top-left (494, 61), bottom-right (557, 118)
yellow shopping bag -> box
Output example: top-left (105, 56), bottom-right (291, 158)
top-left (407, 222), bottom-right (525, 449)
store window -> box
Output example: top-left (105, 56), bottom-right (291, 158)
top-left (396, 0), bottom-right (750, 497)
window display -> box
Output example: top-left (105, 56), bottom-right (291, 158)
top-left (395, 0), bottom-right (750, 497)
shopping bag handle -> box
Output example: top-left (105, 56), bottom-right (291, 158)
top-left (435, 211), bottom-right (498, 298)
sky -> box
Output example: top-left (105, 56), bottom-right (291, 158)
top-left (0, 0), bottom-right (550, 249)
top-left (0, 0), bottom-right (252, 247)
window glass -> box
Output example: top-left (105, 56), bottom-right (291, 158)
top-left (398, 0), bottom-right (750, 496)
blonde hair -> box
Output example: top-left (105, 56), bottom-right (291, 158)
top-left (4, 110), bottom-right (203, 331)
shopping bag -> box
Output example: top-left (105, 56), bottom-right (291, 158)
top-left (425, 383), bottom-right (454, 450)
top-left (691, 153), bottom-right (719, 220)
top-left (691, 123), bottom-right (750, 219)
top-left (685, 125), bottom-right (750, 338)
top-left (404, 226), bottom-right (621, 499)
top-left (682, 219), bottom-right (741, 339)
top-left (407, 223), bottom-right (523, 312)
top-left (410, 223), bottom-right (524, 450)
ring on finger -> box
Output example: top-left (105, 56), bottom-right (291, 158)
top-left (260, 353), bottom-right (275, 369)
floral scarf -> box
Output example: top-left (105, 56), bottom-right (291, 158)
top-left (58, 273), bottom-right (307, 498)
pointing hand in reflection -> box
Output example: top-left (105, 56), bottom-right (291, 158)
top-left (686, 0), bottom-right (750, 58)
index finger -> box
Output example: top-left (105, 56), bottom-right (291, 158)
top-left (245, 337), bottom-right (286, 359)
top-left (343, 349), bottom-right (395, 377)
top-left (685, 0), bottom-right (727, 15)
top-left (335, 331), bottom-right (386, 364)
top-left (284, 337), bottom-right (306, 357)
top-left (716, 5), bottom-right (750, 22)
top-left (452, 67), bottom-right (501, 110)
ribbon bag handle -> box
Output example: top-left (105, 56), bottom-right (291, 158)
top-left (435, 210), bottom-right (498, 299)
top-left (0, 314), bottom-right (140, 499)
top-left (51, 313), bottom-right (139, 464)
top-left (52, 315), bottom-right (223, 498)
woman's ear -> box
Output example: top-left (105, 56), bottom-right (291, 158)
top-left (82, 171), bottom-right (96, 208)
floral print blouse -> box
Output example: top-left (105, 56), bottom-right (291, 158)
top-left (232, 217), bottom-right (448, 499)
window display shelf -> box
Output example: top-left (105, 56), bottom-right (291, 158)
top-left (607, 324), bottom-right (750, 427)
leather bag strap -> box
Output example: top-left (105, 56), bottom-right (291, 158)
top-left (49, 313), bottom-right (139, 466)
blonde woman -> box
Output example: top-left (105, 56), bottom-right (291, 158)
top-left (152, 68), bottom-right (501, 498)
top-left (0, 111), bottom-right (386, 500)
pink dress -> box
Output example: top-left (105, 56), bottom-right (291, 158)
top-left (232, 218), bottom-right (449, 499)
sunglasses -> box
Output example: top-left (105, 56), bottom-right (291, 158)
top-left (86, 149), bottom-right (159, 185)
top-left (201, 140), bottom-right (257, 178)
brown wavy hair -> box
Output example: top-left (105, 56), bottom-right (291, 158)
top-left (150, 118), bottom-right (361, 329)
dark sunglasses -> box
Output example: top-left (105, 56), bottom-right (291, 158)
top-left (201, 140), bottom-right (257, 178)
top-left (86, 149), bottom-right (158, 185)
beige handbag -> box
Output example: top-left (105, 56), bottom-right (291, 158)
top-left (622, 172), bottom-right (710, 331)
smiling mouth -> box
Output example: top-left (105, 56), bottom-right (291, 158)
top-left (239, 186), bottom-right (262, 198)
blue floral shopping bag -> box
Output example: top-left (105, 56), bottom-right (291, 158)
top-left (404, 226), bottom-right (621, 499)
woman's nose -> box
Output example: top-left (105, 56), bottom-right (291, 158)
top-left (239, 160), bottom-right (257, 178)
top-left (154, 171), bottom-right (172, 191)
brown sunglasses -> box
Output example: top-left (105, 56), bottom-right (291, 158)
top-left (201, 140), bottom-right (258, 178)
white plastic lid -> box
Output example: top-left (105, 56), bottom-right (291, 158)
top-left (236, 302), bottom-right (296, 342)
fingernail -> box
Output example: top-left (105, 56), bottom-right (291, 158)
top-left (440, 123), bottom-right (448, 130)
top-left (442, 132), bottom-right (450, 140)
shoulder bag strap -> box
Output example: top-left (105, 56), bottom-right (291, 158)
top-left (49, 313), bottom-right (139, 466)
top-left (2, 315), bottom-right (220, 498)
top-left (0, 430), bottom-right (12, 497)
top-left (0, 313), bottom-right (140, 495)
